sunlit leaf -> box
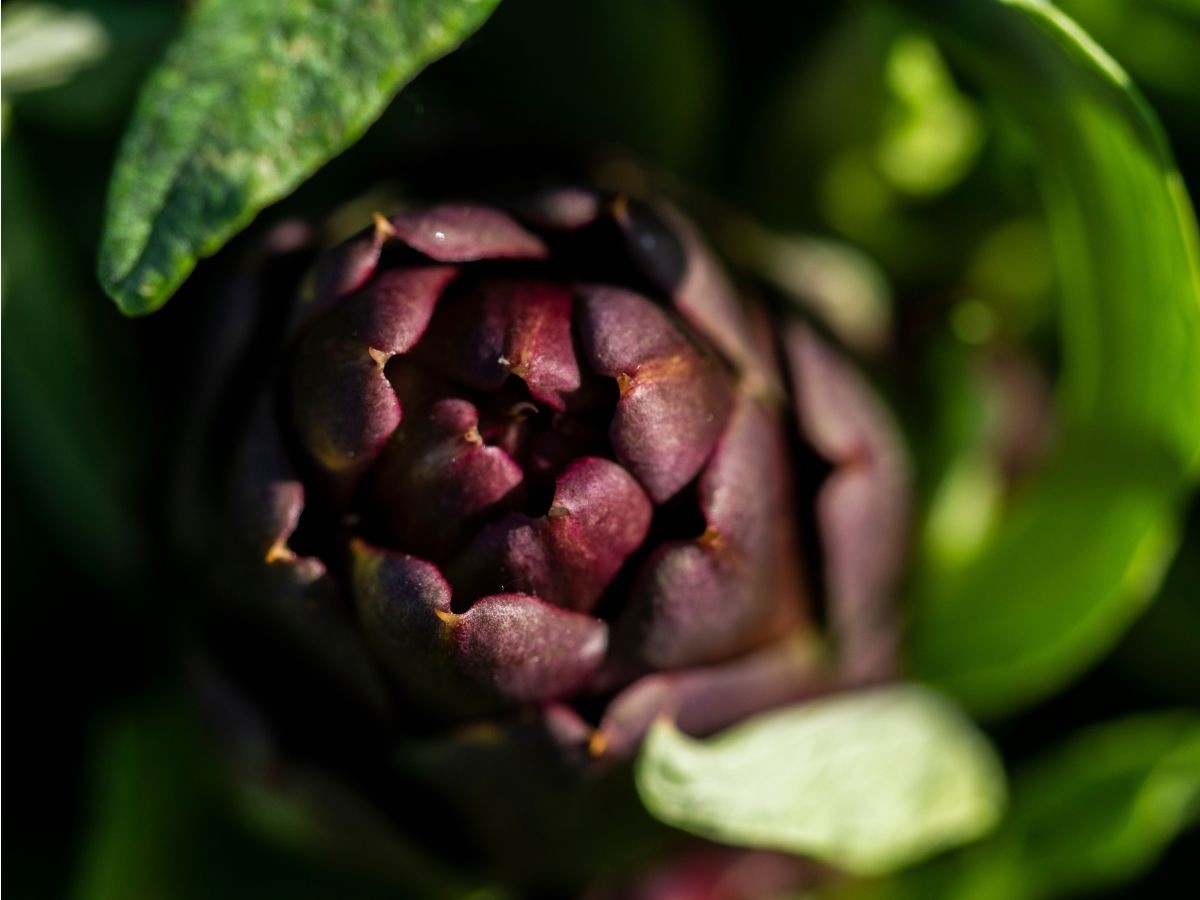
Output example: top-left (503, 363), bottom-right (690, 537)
top-left (97, 0), bottom-right (501, 316)
top-left (903, 0), bottom-right (1200, 716)
top-left (636, 684), bottom-right (1005, 875)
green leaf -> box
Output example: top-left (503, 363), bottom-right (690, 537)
top-left (1003, 711), bottom-right (1200, 897)
top-left (903, 0), bottom-right (1200, 715)
top-left (97, 0), bottom-right (501, 316)
top-left (635, 684), bottom-right (1005, 875)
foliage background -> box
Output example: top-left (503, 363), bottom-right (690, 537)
top-left (3, 0), bottom-right (1198, 897)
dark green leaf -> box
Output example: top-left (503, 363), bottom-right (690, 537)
top-left (903, 0), bottom-right (1200, 715)
top-left (1004, 711), bottom-right (1200, 897)
top-left (635, 684), bottom-right (1005, 875)
top-left (72, 700), bottom-right (493, 900)
top-left (98, 0), bottom-right (501, 316)
top-left (2, 137), bottom-right (145, 586)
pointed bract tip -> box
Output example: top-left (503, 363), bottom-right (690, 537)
top-left (587, 729), bottom-right (608, 758)
top-left (372, 212), bottom-right (397, 239)
top-left (264, 540), bottom-right (296, 564)
top-left (434, 608), bottom-right (463, 627)
top-left (698, 524), bottom-right (725, 552)
top-left (610, 194), bottom-right (630, 224)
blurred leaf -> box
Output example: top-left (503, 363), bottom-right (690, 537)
top-left (635, 684), bottom-right (1005, 876)
top-left (1003, 711), bottom-right (1200, 896)
top-left (844, 712), bottom-right (1200, 900)
top-left (904, 0), bottom-right (1200, 715)
top-left (877, 33), bottom-right (982, 195)
top-left (98, 0), bottom-right (501, 316)
top-left (454, 0), bottom-right (722, 175)
top-left (0, 2), bottom-right (109, 96)
top-left (722, 221), bottom-right (894, 355)
top-left (1056, 0), bottom-right (1200, 105)
top-left (72, 699), bottom-right (485, 900)
top-left (1, 137), bottom-right (144, 586)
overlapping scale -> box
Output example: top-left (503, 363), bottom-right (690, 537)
top-left (785, 324), bottom-right (910, 683)
top-left (352, 541), bottom-right (607, 708)
top-left (416, 278), bottom-right (589, 412)
top-left (577, 285), bottom-right (733, 502)
top-left (448, 456), bottom-right (652, 613)
top-left (607, 395), bottom-right (805, 673)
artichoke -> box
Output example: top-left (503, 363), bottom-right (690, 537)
top-left (188, 187), bottom-right (911, 886)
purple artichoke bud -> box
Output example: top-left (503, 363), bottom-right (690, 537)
top-left (194, 187), bottom-right (911, 882)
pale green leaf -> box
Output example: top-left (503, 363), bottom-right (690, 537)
top-left (636, 684), bottom-right (1005, 875)
top-left (98, 0), bottom-right (501, 316)
top-left (0, 2), bottom-right (109, 95)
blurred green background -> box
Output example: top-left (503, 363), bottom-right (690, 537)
top-left (3, 0), bottom-right (1198, 897)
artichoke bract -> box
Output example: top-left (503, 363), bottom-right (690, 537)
top-left (197, 187), bottom-right (910, 879)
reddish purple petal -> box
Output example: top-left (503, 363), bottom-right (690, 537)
top-left (594, 637), bottom-right (826, 759)
top-left (324, 266), bottom-right (458, 356)
top-left (576, 285), bottom-right (733, 501)
top-left (388, 203), bottom-right (547, 262)
top-left (448, 457), bottom-right (652, 613)
top-left (417, 279), bottom-right (587, 412)
top-left (365, 383), bottom-right (524, 561)
top-left (785, 323), bottom-right (911, 684)
top-left (450, 593), bottom-right (608, 703)
top-left (607, 396), bottom-right (806, 673)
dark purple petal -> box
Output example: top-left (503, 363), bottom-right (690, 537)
top-left (289, 333), bottom-right (400, 478)
top-left (286, 267), bottom-right (459, 482)
top-left (448, 457), bottom-right (652, 612)
top-left (449, 593), bottom-right (608, 703)
top-left (417, 279), bottom-right (587, 412)
top-left (388, 203), bottom-right (547, 262)
top-left (607, 396), bottom-right (806, 673)
top-left (365, 389), bottom-right (524, 561)
top-left (577, 285), bottom-right (733, 501)
top-left (227, 392), bottom-right (306, 561)
top-left (351, 540), bottom-right (481, 713)
top-left (785, 323), bottom-right (911, 684)
top-left (217, 404), bottom-right (392, 719)
top-left (594, 637), bottom-right (826, 760)
top-left (614, 199), bottom-right (769, 391)
top-left (509, 186), bottom-right (604, 231)
top-left (355, 542), bottom-right (607, 708)
top-left (257, 554), bottom-right (393, 719)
